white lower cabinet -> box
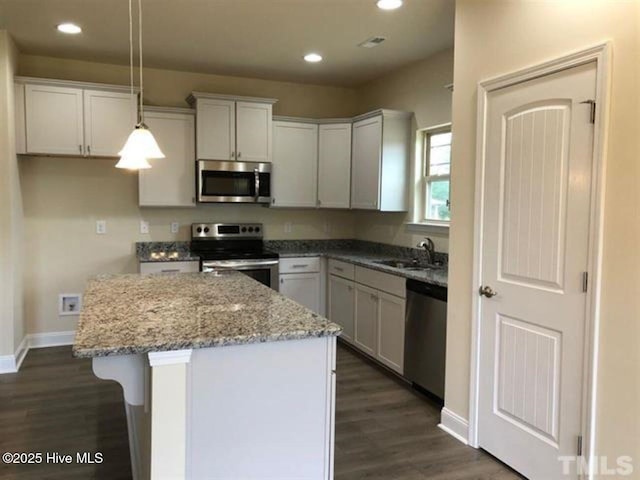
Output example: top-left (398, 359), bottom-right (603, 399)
top-left (376, 291), bottom-right (405, 373)
top-left (354, 283), bottom-right (379, 357)
top-left (279, 273), bottom-right (321, 314)
top-left (328, 274), bottom-right (355, 343)
top-left (279, 256), bottom-right (322, 314)
top-left (139, 261), bottom-right (200, 274)
top-left (329, 264), bottom-right (406, 374)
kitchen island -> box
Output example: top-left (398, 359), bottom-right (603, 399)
top-left (73, 272), bottom-right (341, 480)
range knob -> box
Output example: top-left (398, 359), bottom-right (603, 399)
top-left (241, 227), bottom-right (247, 233)
top-left (255, 227), bottom-right (260, 233)
top-left (204, 227), bottom-right (210, 233)
top-left (248, 227), bottom-right (254, 233)
top-left (196, 227), bottom-right (202, 233)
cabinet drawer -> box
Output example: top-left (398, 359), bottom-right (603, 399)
top-left (328, 259), bottom-right (355, 280)
top-left (139, 261), bottom-right (200, 274)
top-left (279, 257), bottom-right (320, 274)
top-left (355, 266), bottom-right (405, 299)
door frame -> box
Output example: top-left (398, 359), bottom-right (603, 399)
top-left (468, 42), bottom-right (611, 478)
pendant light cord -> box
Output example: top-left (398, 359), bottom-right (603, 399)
top-left (128, 0), bottom-right (136, 123)
top-left (138, 0), bottom-right (144, 125)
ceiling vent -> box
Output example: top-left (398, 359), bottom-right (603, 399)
top-left (358, 36), bottom-right (386, 48)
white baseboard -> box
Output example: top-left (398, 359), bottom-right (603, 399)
top-left (0, 331), bottom-right (76, 374)
top-left (28, 330), bottom-right (76, 349)
top-left (438, 407), bottom-right (469, 445)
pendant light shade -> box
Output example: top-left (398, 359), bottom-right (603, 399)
top-left (118, 123), bottom-right (165, 159)
top-left (117, 0), bottom-right (164, 170)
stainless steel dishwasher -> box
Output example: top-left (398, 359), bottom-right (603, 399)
top-left (404, 279), bottom-right (447, 400)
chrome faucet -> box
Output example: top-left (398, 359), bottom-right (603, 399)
top-left (417, 237), bottom-right (435, 264)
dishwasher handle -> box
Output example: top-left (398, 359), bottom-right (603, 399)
top-left (406, 279), bottom-right (447, 302)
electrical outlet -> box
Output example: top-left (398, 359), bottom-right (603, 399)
top-left (140, 220), bottom-right (149, 234)
top-left (96, 220), bottom-right (106, 235)
top-left (170, 222), bottom-right (179, 234)
top-left (324, 221), bottom-right (331, 234)
top-left (284, 222), bottom-right (292, 234)
top-left (59, 294), bottom-right (82, 316)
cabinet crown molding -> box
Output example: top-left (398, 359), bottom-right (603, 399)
top-left (14, 76), bottom-right (139, 94)
top-left (352, 109), bottom-right (412, 123)
top-left (273, 115), bottom-right (353, 125)
top-left (187, 91), bottom-right (278, 106)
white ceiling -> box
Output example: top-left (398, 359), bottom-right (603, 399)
top-left (0, 0), bottom-right (454, 87)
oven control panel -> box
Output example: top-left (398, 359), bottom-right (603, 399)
top-left (191, 223), bottom-right (263, 239)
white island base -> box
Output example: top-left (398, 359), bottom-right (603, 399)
top-left (93, 336), bottom-right (337, 480)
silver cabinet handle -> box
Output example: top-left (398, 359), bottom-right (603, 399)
top-left (479, 285), bottom-right (498, 298)
top-left (78, 144), bottom-right (83, 155)
top-left (333, 267), bottom-right (344, 272)
top-left (291, 264), bottom-right (308, 268)
top-left (231, 151), bottom-right (235, 158)
top-left (280, 278), bottom-right (284, 284)
top-left (237, 151), bottom-right (242, 158)
top-left (347, 285), bottom-right (353, 291)
top-left (87, 145), bottom-right (91, 155)
top-left (160, 269), bottom-right (180, 273)
top-left (370, 293), bottom-right (378, 301)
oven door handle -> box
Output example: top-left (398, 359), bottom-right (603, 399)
top-left (203, 259), bottom-right (279, 270)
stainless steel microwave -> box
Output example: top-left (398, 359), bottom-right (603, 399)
top-left (197, 160), bottom-right (272, 204)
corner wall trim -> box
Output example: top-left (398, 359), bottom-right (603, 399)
top-left (438, 407), bottom-right (469, 445)
top-left (0, 331), bottom-right (76, 375)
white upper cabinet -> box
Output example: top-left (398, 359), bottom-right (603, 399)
top-left (19, 78), bottom-right (136, 157)
top-left (318, 123), bottom-right (352, 209)
top-left (195, 98), bottom-right (235, 161)
top-left (24, 84), bottom-right (84, 156)
top-left (138, 108), bottom-right (196, 208)
top-left (188, 93), bottom-right (277, 162)
top-left (272, 121), bottom-right (318, 208)
top-left (236, 101), bottom-right (272, 162)
top-left (351, 110), bottom-right (411, 212)
top-left (83, 89), bottom-right (137, 157)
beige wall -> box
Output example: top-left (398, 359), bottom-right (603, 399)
top-left (0, 31), bottom-right (23, 357)
top-left (17, 56), bottom-right (360, 336)
top-left (19, 55), bottom-right (359, 118)
top-left (355, 48), bottom-right (454, 252)
top-left (448, 0), bottom-right (639, 466)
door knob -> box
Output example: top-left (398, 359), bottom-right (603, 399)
top-left (479, 285), bottom-right (498, 298)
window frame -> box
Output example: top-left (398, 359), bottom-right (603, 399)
top-left (421, 125), bottom-right (452, 225)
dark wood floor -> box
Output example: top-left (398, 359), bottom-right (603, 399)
top-left (0, 345), bottom-right (521, 480)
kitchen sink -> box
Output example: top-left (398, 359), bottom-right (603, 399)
top-left (374, 259), bottom-right (444, 271)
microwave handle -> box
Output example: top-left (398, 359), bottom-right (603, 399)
top-left (254, 168), bottom-right (260, 201)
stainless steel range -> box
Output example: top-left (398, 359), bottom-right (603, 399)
top-left (190, 223), bottom-right (279, 290)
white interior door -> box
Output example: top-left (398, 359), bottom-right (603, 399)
top-left (236, 101), bottom-right (272, 162)
top-left (478, 62), bottom-right (596, 480)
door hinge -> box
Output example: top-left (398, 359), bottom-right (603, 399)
top-left (580, 100), bottom-right (596, 124)
top-left (582, 272), bottom-right (589, 293)
top-left (577, 435), bottom-right (583, 456)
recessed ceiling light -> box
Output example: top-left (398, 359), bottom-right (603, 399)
top-left (303, 53), bottom-right (323, 63)
top-left (376, 0), bottom-right (403, 10)
top-left (56, 23), bottom-right (82, 34)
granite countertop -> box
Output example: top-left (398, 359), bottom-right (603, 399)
top-left (72, 271), bottom-right (341, 358)
top-left (276, 248), bottom-right (448, 288)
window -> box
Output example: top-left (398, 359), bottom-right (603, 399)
top-left (423, 128), bottom-right (451, 222)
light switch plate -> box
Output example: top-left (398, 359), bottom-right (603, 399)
top-left (140, 220), bottom-right (149, 234)
top-left (170, 222), bottom-right (179, 234)
top-left (96, 220), bottom-right (106, 235)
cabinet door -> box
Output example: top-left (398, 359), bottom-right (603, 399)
top-left (139, 111), bottom-right (196, 207)
top-left (272, 121), bottom-right (318, 207)
top-left (318, 123), bottom-right (351, 209)
top-left (83, 89), bottom-right (136, 157)
top-left (196, 99), bottom-right (235, 160)
top-left (25, 84), bottom-right (84, 155)
top-left (280, 273), bottom-right (321, 314)
top-left (354, 283), bottom-right (378, 357)
top-left (329, 275), bottom-right (355, 343)
top-left (351, 115), bottom-right (382, 210)
top-left (377, 292), bottom-right (405, 374)
top-left (236, 101), bottom-right (272, 162)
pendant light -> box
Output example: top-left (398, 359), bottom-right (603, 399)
top-left (116, 0), bottom-right (164, 170)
